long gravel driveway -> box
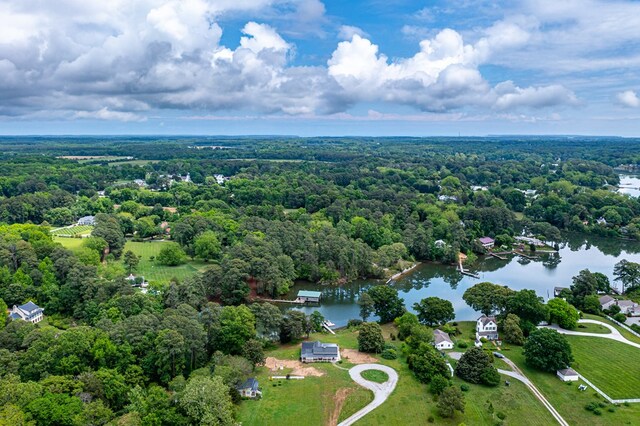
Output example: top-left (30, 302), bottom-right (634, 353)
top-left (337, 364), bottom-right (398, 426)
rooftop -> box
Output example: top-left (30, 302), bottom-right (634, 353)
top-left (297, 290), bottom-right (322, 298)
top-left (557, 368), bottom-right (578, 376)
top-left (237, 378), bottom-right (259, 391)
top-left (301, 341), bottom-right (339, 356)
top-left (433, 329), bottom-right (453, 345)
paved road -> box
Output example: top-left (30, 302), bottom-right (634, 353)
top-left (541, 319), bottom-right (640, 349)
top-left (448, 351), bottom-right (568, 426)
top-left (337, 364), bottom-right (398, 426)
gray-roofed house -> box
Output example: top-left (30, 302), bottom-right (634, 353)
top-left (236, 378), bottom-right (261, 399)
top-left (557, 368), bottom-right (579, 382)
top-left (301, 341), bottom-right (340, 363)
top-left (599, 295), bottom-right (616, 311)
top-left (9, 301), bottom-right (44, 324)
top-left (296, 290), bottom-right (322, 304)
top-left (476, 315), bottom-right (499, 341)
top-left (433, 329), bottom-right (454, 350)
top-left (616, 299), bottom-right (639, 315)
top-left (77, 215), bottom-right (95, 226)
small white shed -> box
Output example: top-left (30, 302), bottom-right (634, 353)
top-left (557, 368), bottom-right (579, 382)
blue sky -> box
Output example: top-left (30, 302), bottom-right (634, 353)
top-left (1, 0), bottom-right (640, 136)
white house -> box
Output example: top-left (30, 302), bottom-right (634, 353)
top-left (301, 341), bottom-right (340, 363)
top-left (77, 215), bottom-right (95, 226)
top-left (9, 301), bottom-right (44, 324)
top-left (600, 295), bottom-right (639, 315)
top-left (236, 378), bottom-right (261, 399)
top-left (557, 368), bottom-right (579, 382)
top-left (596, 217), bottom-right (607, 226)
top-left (434, 239), bottom-right (447, 249)
top-left (478, 237), bottom-right (495, 249)
top-left (476, 315), bottom-right (499, 341)
top-left (433, 329), bottom-right (454, 350)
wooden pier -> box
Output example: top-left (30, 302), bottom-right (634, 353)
top-left (458, 260), bottom-right (480, 279)
top-left (489, 252), bottom-right (508, 260)
top-left (513, 251), bottom-right (539, 260)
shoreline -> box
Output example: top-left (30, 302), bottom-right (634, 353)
top-left (385, 262), bottom-right (421, 284)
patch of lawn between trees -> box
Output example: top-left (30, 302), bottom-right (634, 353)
top-left (361, 369), bottom-right (389, 383)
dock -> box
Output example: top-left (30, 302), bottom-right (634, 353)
top-left (322, 321), bottom-right (336, 334)
top-left (489, 252), bottom-right (508, 260)
top-left (513, 251), bottom-right (539, 260)
top-left (458, 260), bottom-right (480, 279)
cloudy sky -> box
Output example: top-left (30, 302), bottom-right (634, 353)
top-left (1, 0), bottom-right (640, 136)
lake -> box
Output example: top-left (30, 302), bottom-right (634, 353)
top-left (285, 234), bottom-right (640, 326)
top-left (618, 174), bottom-right (640, 197)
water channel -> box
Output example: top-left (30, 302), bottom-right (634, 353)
top-left (285, 234), bottom-right (640, 326)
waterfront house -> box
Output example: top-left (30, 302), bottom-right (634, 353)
top-left (476, 315), bottom-right (499, 341)
top-left (301, 341), bottom-right (340, 363)
top-left (297, 290), bottom-right (322, 303)
top-left (478, 237), bottom-right (495, 249)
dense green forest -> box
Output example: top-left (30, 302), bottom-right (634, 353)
top-left (2, 136), bottom-right (640, 425)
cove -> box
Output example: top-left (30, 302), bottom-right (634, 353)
top-left (284, 234), bottom-right (640, 326)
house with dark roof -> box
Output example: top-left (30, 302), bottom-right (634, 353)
top-left (236, 378), bottom-right (261, 399)
top-left (476, 315), bottom-right (499, 341)
top-left (301, 341), bottom-right (340, 363)
top-left (433, 329), bottom-right (454, 350)
top-left (9, 301), bottom-right (44, 324)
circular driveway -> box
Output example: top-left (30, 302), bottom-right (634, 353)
top-left (337, 364), bottom-right (398, 426)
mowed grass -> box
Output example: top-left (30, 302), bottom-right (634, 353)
top-left (576, 322), bottom-right (611, 334)
top-left (108, 159), bottom-right (159, 167)
top-left (123, 241), bottom-right (208, 283)
top-left (54, 236), bottom-right (86, 250)
top-left (583, 314), bottom-right (640, 344)
top-left (51, 225), bottom-right (93, 236)
top-left (567, 336), bottom-right (640, 399)
top-left (504, 345), bottom-right (640, 425)
top-left (361, 370), bottom-right (388, 383)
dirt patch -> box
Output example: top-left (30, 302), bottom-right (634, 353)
top-left (329, 388), bottom-right (352, 426)
top-left (341, 349), bottom-right (378, 364)
top-left (265, 357), bottom-right (325, 377)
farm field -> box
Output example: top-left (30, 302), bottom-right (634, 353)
top-left (505, 346), bottom-right (640, 425)
top-left (50, 225), bottom-right (93, 237)
top-left (567, 336), bottom-right (640, 399)
top-left (122, 241), bottom-right (208, 283)
top-left (108, 159), bottom-right (160, 167)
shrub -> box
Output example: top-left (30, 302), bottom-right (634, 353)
top-left (452, 322), bottom-right (458, 326)
top-left (598, 402), bottom-right (606, 408)
top-left (457, 341), bottom-right (468, 349)
top-left (496, 412), bottom-right (506, 420)
top-left (427, 416), bottom-right (435, 423)
top-left (381, 348), bottom-right (398, 360)
top-left (608, 407), bottom-right (615, 413)
top-left (429, 374), bottom-right (450, 395)
top-left (613, 313), bottom-right (627, 323)
top-left (585, 402), bottom-right (598, 411)
top-left (624, 402), bottom-right (630, 407)
top-left (593, 409), bottom-right (602, 415)
top-left (347, 319), bottom-right (363, 329)
top-left (383, 343), bottom-right (397, 350)
top-left (460, 384), bottom-right (469, 392)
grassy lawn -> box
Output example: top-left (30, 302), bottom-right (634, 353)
top-left (576, 322), bottom-right (611, 334)
top-left (51, 225), bottom-right (93, 237)
top-left (108, 159), bottom-right (160, 167)
top-left (361, 370), bottom-right (389, 383)
top-left (123, 241), bottom-right (208, 283)
top-left (53, 236), bottom-right (86, 250)
top-left (567, 336), bottom-right (640, 399)
top-left (504, 345), bottom-right (640, 425)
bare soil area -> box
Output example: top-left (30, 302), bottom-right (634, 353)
top-left (265, 357), bottom-right (325, 377)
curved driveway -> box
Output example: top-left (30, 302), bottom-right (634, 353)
top-left (542, 319), bottom-right (640, 349)
top-left (337, 364), bottom-right (398, 426)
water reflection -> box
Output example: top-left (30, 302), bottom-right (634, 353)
top-left (285, 234), bottom-right (640, 326)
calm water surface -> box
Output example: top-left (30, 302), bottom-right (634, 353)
top-left (285, 234), bottom-right (640, 326)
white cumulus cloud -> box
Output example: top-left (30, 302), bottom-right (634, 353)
top-left (616, 90), bottom-right (640, 108)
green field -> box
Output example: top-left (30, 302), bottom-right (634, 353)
top-left (361, 370), bottom-right (389, 383)
top-left (122, 241), bottom-right (208, 283)
top-left (504, 345), bottom-right (640, 425)
top-left (576, 322), bottom-right (611, 334)
top-left (108, 159), bottom-right (159, 167)
top-left (583, 314), bottom-right (640, 344)
top-left (51, 225), bottom-right (93, 237)
top-left (567, 336), bottom-right (640, 399)
top-left (53, 236), bottom-right (86, 250)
